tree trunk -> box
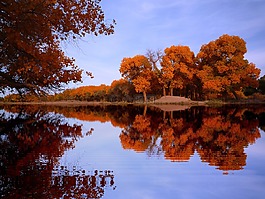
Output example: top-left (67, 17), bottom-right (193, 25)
top-left (153, 62), bottom-right (161, 74)
top-left (231, 89), bottom-right (239, 100)
top-left (143, 91), bottom-right (147, 103)
top-left (163, 87), bottom-right (166, 96)
top-left (170, 88), bottom-right (174, 96)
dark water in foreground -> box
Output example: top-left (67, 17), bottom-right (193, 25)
top-left (1, 104), bottom-right (265, 199)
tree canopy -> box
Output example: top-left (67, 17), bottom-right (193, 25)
top-left (160, 45), bottom-right (195, 96)
top-left (197, 34), bottom-right (260, 99)
top-left (118, 34), bottom-right (261, 101)
top-left (0, 0), bottom-right (115, 95)
top-left (119, 55), bottom-right (153, 102)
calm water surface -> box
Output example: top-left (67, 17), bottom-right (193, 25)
top-left (1, 104), bottom-right (265, 199)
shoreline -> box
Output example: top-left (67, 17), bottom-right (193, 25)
top-left (1, 99), bottom-right (265, 112)
top-left (0, 99), bottom-right (264, 106)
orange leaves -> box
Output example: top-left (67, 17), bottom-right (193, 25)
top-left (1, 0), bottom-right (115, 95)
top-left (50, 84), bottom-right (110, 101)
top-left (119, 55), bottom-right (153, 102)
top-left (160, 45), bottom-right (195, 95)
top-left (120, 55), bottom-right (152, 80)
top-left (132, 77), bottom-right (151, 93)
top-left (216, 62), bottom-right (229, 74)
top-left (74, 85), bottom-right (110, 96)
top-left (161, 65), bottom-right (174, 81)
top-left (203, 79), bottom-right (222, 92)
top-left (197, 34), bottom-right (260, 99)
top-left (117, 34), bottom-right (261, 101)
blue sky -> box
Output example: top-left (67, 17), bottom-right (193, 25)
top-left (64, 0), bottom-right (265, 88)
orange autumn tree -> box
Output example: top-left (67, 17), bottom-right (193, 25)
top-left (119, 55), bottom-right (152, 102)
top-left (145, 49), bottom-right (164, 96)
top-left (197, 34), bottom-right (260, 99)
top-left (52, 84), bottom-right (110, 101)
top-left (108, 79), bottom-right (135, 102)
top-left (0, 0), bottom-right (115, 95)
top-left (160, 45), bottom-right (195, 96)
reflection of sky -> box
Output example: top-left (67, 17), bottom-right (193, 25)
top-left (245, 129), bottom-right (265, 175)
top-left (59, 120), bottom-right (265, 199)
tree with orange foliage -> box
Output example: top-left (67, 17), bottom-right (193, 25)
top-left (51, 84), bottom-right (110, 101)
top-left (119, 55), bottom-right (153, 102)
top-left (197, 34), bottom-right (260, 99)
top-left (160, 45), bottom-right (195, 96)
top-left (108, 79), bottom-right (135, 102)
top-left (0, 0), bottom-right (115, 95)
top-left (145, 49), bottom-right (164, 97)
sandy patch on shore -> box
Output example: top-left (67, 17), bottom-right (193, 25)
top-left (151, 96), bottom-right (204, 111)
top-left (154, 96), bottom-right (192, 103)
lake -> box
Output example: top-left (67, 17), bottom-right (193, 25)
top-left (1, 104), bottom-right (265, 199)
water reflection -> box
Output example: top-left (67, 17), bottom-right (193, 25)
top-left (0, 105), bottom-right (115, 198)
top-left (120, 106), bottom-right (263, 172)
top-left (21, 104), bottom-right (264, 172)
top-left (0, 104), bottom-right (265, 198)
top-left (51, 167), bottom-right (115, 198)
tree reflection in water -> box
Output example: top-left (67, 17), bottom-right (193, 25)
top-left (1, 104), bottom-right (264, 198)
top-left (0, 106), bottom-right (115, 199)
top-left (25, 104), bottom-right (263, 173)
top-left (119, 105), bottom-right (264, 173)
